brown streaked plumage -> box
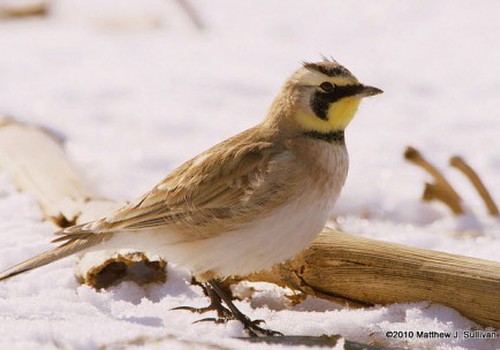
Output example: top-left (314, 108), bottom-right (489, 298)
top-left (0, 58), bottom-right (382, 336)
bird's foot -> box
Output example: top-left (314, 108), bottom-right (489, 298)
top-left (206, 280), bottom-right (283, 337)
top-left (173, 278), bottom-right (283, 337)
top-left (192, 316), bottom-right (228, 324)
top-left (191, 311), bottom-right (282, 337)
top-left (229, 309), bottom-right (283, 337)
top-left (172, 279), bottom-right (232, 319)
top-left (171, 303), bottom-right (232, 319)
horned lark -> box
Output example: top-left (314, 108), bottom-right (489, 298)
top-left (0, 59), bottom-right (382, 336)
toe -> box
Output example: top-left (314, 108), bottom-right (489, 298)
top-left (193, 317), bottom-right (228, 324)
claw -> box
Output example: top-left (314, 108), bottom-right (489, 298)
top-left (171, 305), bottom-right (226, 315)
top-left (170, 305), bottom-right (198, 312)
top-left (255, 327), bottom-right (284, 337)
top-left (171, 280), bottom-right (231, 318)
top-left (247, 324), bottom-right (283, 337)
top-left (193, 317), bottom-right (227, 324)
top-left (237, 314), bottom-right (283, 337)
top-left (250, 318), bottom-right (265, 326)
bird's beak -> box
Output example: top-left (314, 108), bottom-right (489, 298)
top-left (355, 85), bottom-right (383, 98)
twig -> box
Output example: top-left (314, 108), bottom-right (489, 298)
top-left (404, 146), bottom-right (464, 215)
top-left (450, 156), bottom-right (499, 217)
top-left (0, 0), bottom-right (49, 18)
top-left (173, 0), bottom-right (206, 32)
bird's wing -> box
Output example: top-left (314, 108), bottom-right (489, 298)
top-left (73, 136), bottom-right (297, 239)
top-left (0, 133), bottom-right (297, 281)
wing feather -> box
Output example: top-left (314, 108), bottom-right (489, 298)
top-left (90, 132), bottom-right (297, 238)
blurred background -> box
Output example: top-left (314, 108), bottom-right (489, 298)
top-left (1, 0), bottom-right (500, 250)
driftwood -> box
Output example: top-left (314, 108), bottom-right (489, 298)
top-left (0, 0), bottom-right (49, 18)
top-left (405, 147), bottom-right (499, 218)
top-left (0, 117), bottom-right (499, 331)
top-left (0, 117), bottom-right (167, 288)
top-left (235, 230), bottom-right (500, 329)
top-left (404, 146), bottom-right (464, 215)
top-left (450, 156), bottom-right (499, 216)
top-left (173, 0), bottom-right (206, 31)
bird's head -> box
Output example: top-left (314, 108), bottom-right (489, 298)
top-left (267, 59), bottom-right (382, 135)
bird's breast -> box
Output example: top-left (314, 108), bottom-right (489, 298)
top-left (299, 140), bottom-right (349, 207)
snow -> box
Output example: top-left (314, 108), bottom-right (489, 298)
top-left (1, 0), bottom-right (500, 349)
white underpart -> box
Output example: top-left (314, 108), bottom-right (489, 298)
top-left (178, 186), bottom-right (338, 277)
top-left (100, 142), bottom-right (348, 277)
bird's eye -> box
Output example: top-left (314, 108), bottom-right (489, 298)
top-left (319, 82), bottom-right (334, 92)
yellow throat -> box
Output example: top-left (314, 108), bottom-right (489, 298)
top-left (296, 97), bottom-right (361, 133)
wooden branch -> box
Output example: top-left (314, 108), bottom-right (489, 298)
top-left (450, 156), bottom-right (499, 216)
top-left (0, 118), bottom-right (94, 225)
top-left (235, 228), bottom-right (500, 329)
top-left (0, 0), bottom-right (49, 18)
top-left (404, 146), bottom-right (464, 215)
top-left (173, 0), bottom-right (206, 32)
top-left (1, 117), bottom-right (499, 330)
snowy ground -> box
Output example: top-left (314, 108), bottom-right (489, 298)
top-left (0, 0), bottom-right (500, 349)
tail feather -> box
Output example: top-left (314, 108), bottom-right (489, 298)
top-left (52, 222), bottom-right (98, 237)
top-left (0, 232), bottom-right (111, 282)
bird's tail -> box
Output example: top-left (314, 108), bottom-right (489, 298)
top-left (0, 224), bottom-right (112, 282)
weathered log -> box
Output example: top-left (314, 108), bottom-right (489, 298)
top-left (0, 116), bottom-right (499, 330)
top-left (236, 229), bottom-right (500, 329)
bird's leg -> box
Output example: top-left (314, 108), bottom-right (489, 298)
top-left (207, 279), bottom-right (283, 337)
top-left (172, 277), bottom-right (232, 319)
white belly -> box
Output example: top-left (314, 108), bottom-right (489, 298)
top-left (171, 189), bottom-right (337, 277)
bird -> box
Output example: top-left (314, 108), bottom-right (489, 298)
top-left (0, 58), bottom-right (382, 336)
